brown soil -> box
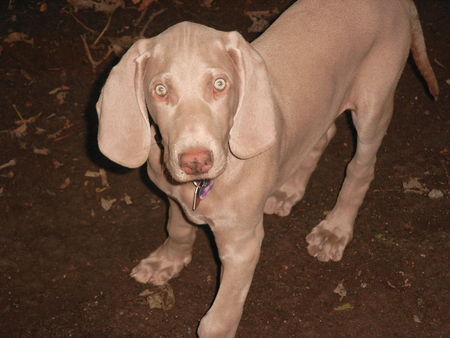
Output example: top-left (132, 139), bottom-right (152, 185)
top-left (1, 0), bottom-right (448, 337)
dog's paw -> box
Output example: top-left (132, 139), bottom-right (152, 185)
top-left (130, 245), bottom-right (191, 285)
top-left (264, 195), bottom-right (296, 217)
top-left (305, 220), bottom-right (352, 262)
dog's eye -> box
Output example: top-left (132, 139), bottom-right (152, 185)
top-left (213, 78), bottom-right (227, 91)
top-left (155, 84), bottom-right (168, 97)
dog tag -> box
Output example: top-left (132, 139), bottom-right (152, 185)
top-left (192, 180), bottom-right (214, 211)
top-left (192, 181), bottom-right (201, 211)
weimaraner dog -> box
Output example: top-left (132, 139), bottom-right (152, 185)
top-left (97, 0), bottom-right (439, 336)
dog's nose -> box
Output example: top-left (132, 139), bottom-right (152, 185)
top-left (179, 148), bottom-right (213, 175)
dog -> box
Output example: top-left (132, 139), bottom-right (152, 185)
top-left (96, 0), bottom-right (439, 336)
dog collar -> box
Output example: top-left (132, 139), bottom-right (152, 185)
top-left (192, 179), bottom-right (214, 211)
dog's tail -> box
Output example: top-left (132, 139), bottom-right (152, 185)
top-left (407, 0), bottom-right (439, 100)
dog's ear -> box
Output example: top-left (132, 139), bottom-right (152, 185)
top-left (96, 39), bottom-right (152, 168)
top-left (226, 31), bottom-right (277, 159)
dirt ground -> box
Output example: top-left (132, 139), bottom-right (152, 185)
top-left (0, 0), bottom-right (449, 337)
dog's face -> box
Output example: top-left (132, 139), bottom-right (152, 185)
top-left (97, 22), bottom-right (276, 180)
top-left (143, 24), bottom-right (240, 183)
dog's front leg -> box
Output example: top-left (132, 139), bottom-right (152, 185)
top-left (198, 219), bottom-right (264, 338)
top-left (131, 198), bottom-right (197, 285)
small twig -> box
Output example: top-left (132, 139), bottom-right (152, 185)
top-left (139, 8), bottom-right (167, 37)
top-left (12, 104), bottom-right (24, 121)
top-left (93, 11), bottom-right (115, 47)
top-left (71, 12), bottom-right (97, 34)
top-left (433, 58), bottom-right (447, 70)
top-left (81, 34), bottom-right (114, 72)
top-left (135, 4), bottom-right (150, 27)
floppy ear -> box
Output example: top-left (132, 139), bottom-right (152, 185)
top-left (226, 31), bottom-right (277, 159)
top-left (96, 39), bottom-right (152, 168)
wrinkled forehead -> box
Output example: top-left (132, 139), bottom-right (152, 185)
top-left (149, 22), bottom-right (234, 75)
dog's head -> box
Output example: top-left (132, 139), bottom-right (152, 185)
top-left (97, 22), bottom-right (276, 183)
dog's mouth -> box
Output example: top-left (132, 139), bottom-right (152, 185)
top-left (166, 164), bottom-right (226, 184)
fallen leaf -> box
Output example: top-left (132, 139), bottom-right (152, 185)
top-left (35, 127), bottom-right (46, 135)
top-left (59, 177), bottom-right (71, 189)
top-left (101, 197), bottom-right (117, 211)
top-left (413, 314), bottom-right (422, 323)
top-left (334, 303), bottom-right (353, 311)
top-left (245, 9), bottom-right (279, 33)
top-left (201, 0), bottom-right (214, 8)
top-left (4, 32), bottom-right (34, 45)
top-left (0, 159), bottom-right (17, 171)
top-left (39, 1), bottom-right (48, 12)
top-left (123, 193), bottom-right (133, 205)
top-left (402, 177), bottom-right (428, 194)
top-left (67, 0), bottom-right (124, 13)
top-left (139, 284), bottom-right (175, 311)
top-left (33, 147), bottom-right (50, 155)
top-left (428, 189), bottom-right (444, 199)
top-left (53, 160), bottom-right (64, 168)
top-left (10, 124), bottom-right (27, 138)
top-left (374, 233), bottom-right (386, 240)
top-left (99, 168), bottom-right (109, 187)
top-left (85, 170), bottom-right (101, 177)
top-left (55, 91), bottom-right (68, 105)
top-left (333, 280), bottom-right (347, 301)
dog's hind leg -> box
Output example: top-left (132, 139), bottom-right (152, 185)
top-left (264, 123), bottom-right (336, 216)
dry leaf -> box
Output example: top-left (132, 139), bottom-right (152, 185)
top-left (53, 160), bottom-right (64, 168)
top-left (11, 124), bottom-right (27, 138)
top-left (101, 197), bottom-right (116, 211)
top-left (402, 177), bottom-right (428, 194)
top-left (4, 32), bottom-right (34, 45)
top-left (35, 127), bottom-right (46, 135)
top-left (201, 0), bottom-right (214, 8)
top-left (139, 284), bottom-right (175, 311)
top-left (428, 189), bottom-right (444, 199)
top-left (39, 1), bottom-right (48, 12)
top-left (56, 91), bottom-right (68, 105)
top-left (85, 170), bottom-right (101, 177)
top-left (67, 0), bottom-right (124, 13)
top-left (413, 314), bottom-right (422, 323)
top-left (123, 193), bottom-right (133, 205)
top-left (99, 168), bottom-right (109, 187)
top-left (334, 303), bottom-right (353, 311)
top-left (59, 177), bottom-right (71, 189)
top-left (0, 159), bottom-right (17, 171)
top-left (245, 9), bottom-right (279, 33)
top-left (333, 280), bottom-right (347, 301)
top-left (33, 147), bottom-right (50, 155)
